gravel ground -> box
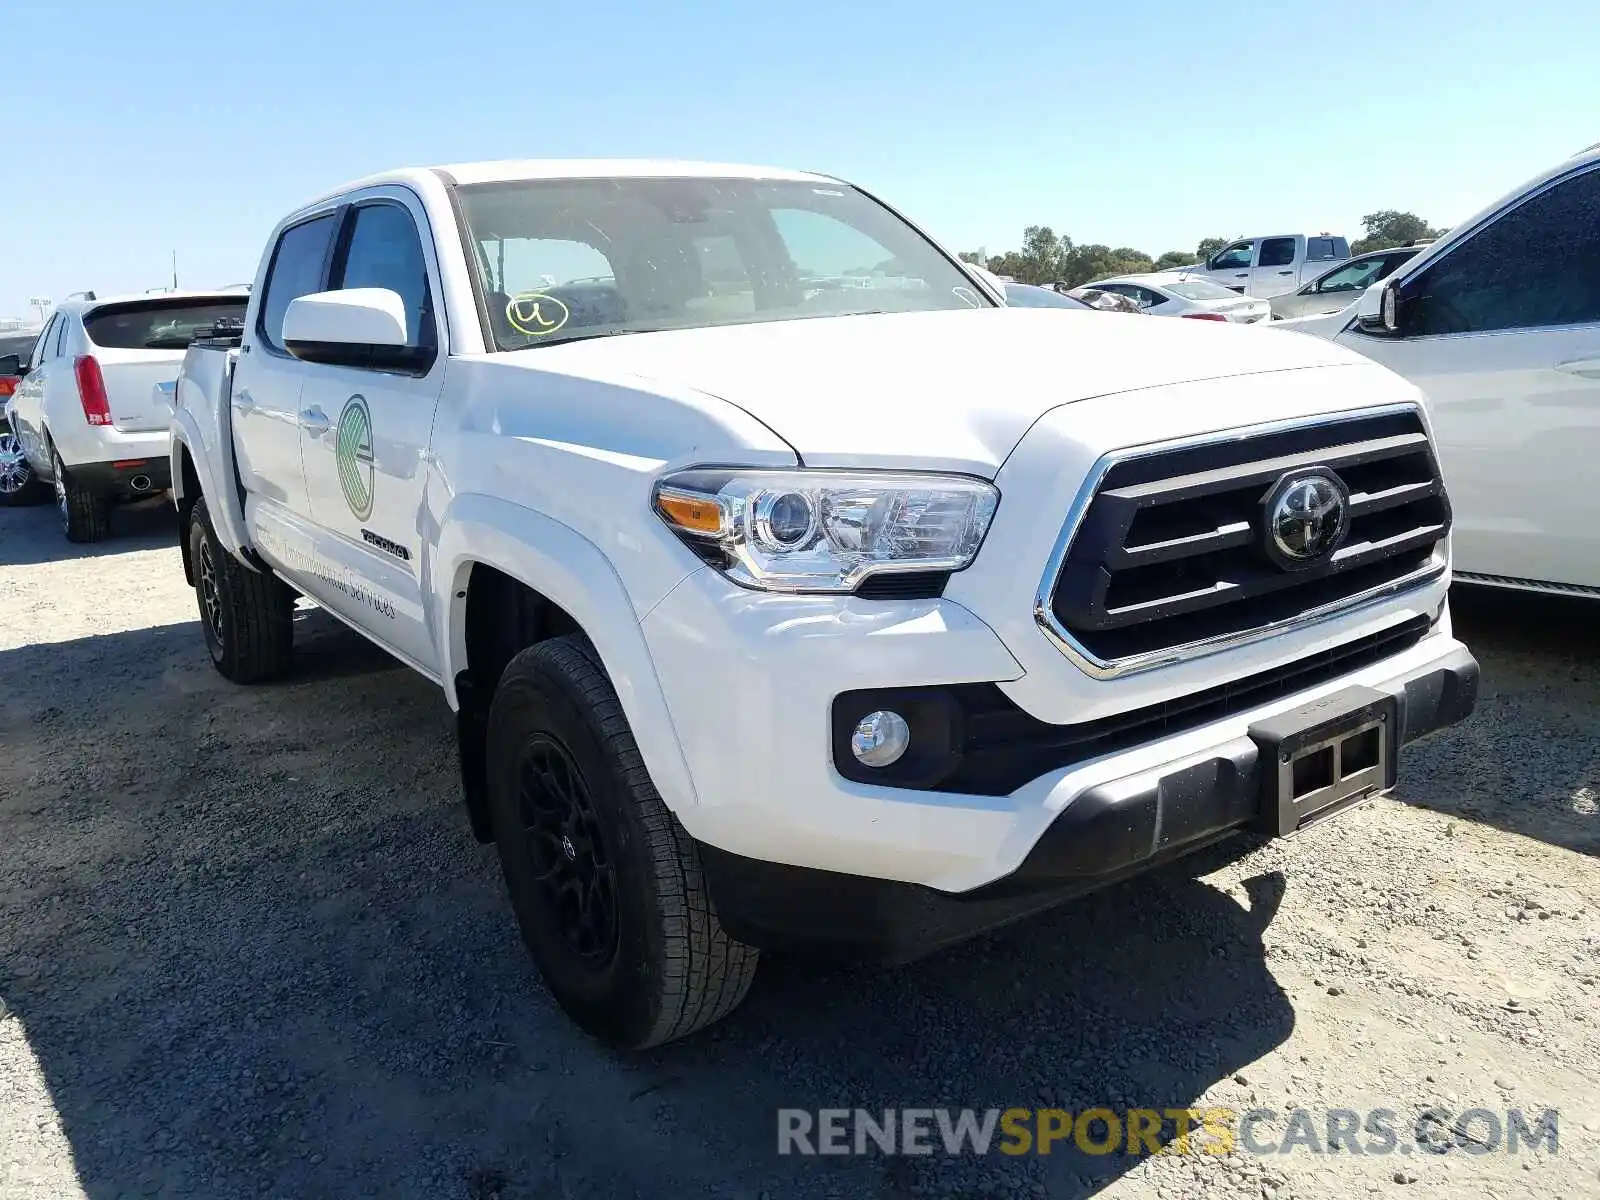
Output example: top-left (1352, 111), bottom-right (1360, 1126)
top-left (1, 499), bottom-right (1596, 1200)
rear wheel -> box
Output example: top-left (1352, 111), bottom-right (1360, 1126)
top-left (486, 635), bottom-right (758, 1048)
top-left (0, 428), bottom-right (45, 506)
top-left (189, 497), bottom-right (294, 682)
top-left (52, 449), bottom-right (110, 542)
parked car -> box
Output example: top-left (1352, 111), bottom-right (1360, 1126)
top-left (1077, 275), bottom-right (1271, 323)
top-left (1274, 143), bottom-right (1600, 596)
top-left (170, 157), bottom-right (1476, 1049)
top-left (7, 290), bottom-right (249, 541)
top-left (1270, 246), bottom-right (1427, 321)
top-left (0, 328), bottom-right (46, 505)
top-left (1002, 282), bottom-right (1093, 309)
top-left (1167, 234), bottom-right (1351, 298)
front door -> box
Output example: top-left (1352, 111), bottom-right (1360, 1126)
top-left (297, 193), bottom-right (447, 674)
top-left (1203, 239), bottom-right (1255, 293)
top-left (1338, 162), bottom-right (1600, 590)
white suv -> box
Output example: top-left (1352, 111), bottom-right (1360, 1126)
top-left (8, 290), bottom-right (248, 541)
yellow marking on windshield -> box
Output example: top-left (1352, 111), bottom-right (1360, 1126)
top-left (506, 292), bottom-right (572, 337)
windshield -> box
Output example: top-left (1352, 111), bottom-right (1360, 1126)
top-left (456, 177), bottom-right (991, 350)
top-left (1004, 283), bottom-right (1086, 309)
top-left (85, 298), bottom-right (249, 350)
top-left (1166, 280), bottom-right (1239, 301)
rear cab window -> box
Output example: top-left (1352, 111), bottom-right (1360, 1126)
top-left (83, 298), bottom-right (249, 350)
top-left (1306, 236), bottom-right (1348, 263)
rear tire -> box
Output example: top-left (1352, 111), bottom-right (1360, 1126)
top-left (52, 449), bottom-right (110, 542)
top-left (189, 497), bottom-right (294, 682)
top-left (485, 635), bottom-right (758, 1049)
top-left (0, 427), bottom-right (46, 506)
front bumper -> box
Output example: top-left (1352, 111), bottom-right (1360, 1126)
top-left (643, 563), bottom-right (1469, 893)
top-left (699, 646), bottom-right (1477, 962)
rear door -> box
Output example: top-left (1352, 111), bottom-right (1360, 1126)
top-left (231, 211), bottom-right (341, 532)
top-left (295, 191), bottom-right (448, 673)
top-left (80, 297), bottom-right (249, 432)
top-left (1251, 237), bottom-right (1301, 297)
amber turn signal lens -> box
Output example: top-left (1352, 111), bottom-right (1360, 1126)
top-left (656, 490), bottom-right (723, 536)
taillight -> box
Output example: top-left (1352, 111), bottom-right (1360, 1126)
top-left (74, 356), bottom-right (113, 426)
top-left (0, 377), bottom-right (16, 398)
top-left (1181, 312), bottom-right (1229, 322)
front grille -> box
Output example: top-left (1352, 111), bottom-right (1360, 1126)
top-left (1046, 408), bottom-right (1450, 666)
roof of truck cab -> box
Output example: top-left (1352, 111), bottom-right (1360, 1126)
top-left (306, 159), bottom-right (842, 206)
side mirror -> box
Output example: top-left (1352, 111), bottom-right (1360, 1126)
top-left (283, 288), bottom-right (430, 372)
top-left (0, 354), bottom-right (25, 377)
top-left (1354, 279), bottom-right (1400, 335)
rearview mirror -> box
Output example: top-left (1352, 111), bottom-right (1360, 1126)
top-left (0, 354), bottom-right (24, 377)
top-left (283, 288), bottom-right (431, 372)
top-left (1353, 279), bottom-right (1399, 335)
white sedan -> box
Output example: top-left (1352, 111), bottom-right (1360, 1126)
top-left (1073, 274), bottom-right (1271, 324)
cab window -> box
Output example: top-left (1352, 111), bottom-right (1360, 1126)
top-left (258, 214), bottom-right (338, 352)
top-left (332, 202), bottom-right (437, 352)
top-left (1211, 242), bottom-right (1254, 270)
top-left (1258, 238), bottom-right (1297, 269)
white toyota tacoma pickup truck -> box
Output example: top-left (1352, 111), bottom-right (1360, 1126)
top-left (169, 159), bottom-right (1479, 1049)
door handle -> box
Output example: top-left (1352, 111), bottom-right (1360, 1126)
top-left (300, 406), bottom-right (332, 434)
top-left (1556, 358), bottom-right (1600, 379)
top-left (1234, 273), bottom-right (1249, 278)
top-left (1277, 269), bottom-right (1293, 275)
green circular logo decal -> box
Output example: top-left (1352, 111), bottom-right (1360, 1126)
top-left (335, 396), bottom-right (375, 520)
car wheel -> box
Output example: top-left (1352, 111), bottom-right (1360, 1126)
top-left (52, 449), bottom-right (111, 542)
top-left (0, 428), bottom-right (46, 506)
top-left (485, 635), bottom-right (758, 1049)
top-left (189, 496), bottom-right (295, 682)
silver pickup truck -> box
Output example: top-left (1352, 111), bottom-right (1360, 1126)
top-left (1166, 234), bottom-right (1351, 298)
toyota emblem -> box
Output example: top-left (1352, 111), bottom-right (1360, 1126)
top-left (1264, 471), bottom-right (1350, 569)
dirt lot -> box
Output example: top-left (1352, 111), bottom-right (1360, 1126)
top-left (1, 500), bottom-right (1596, 1200)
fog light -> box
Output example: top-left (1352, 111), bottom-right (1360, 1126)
top-left (851, 710), bottom-right (911, 768)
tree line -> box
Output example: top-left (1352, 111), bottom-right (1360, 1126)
top-left (960, 210), bottom-right (1443, 288)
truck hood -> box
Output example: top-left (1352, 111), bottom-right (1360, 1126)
top-left (512, 307), bottom-right (1370, 475)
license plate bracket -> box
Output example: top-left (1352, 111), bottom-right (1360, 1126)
top-left (1248, 685), bottom-right (1397, 837)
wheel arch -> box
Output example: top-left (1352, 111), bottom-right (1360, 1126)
top-left (172, 438), bottom-right (203, 586)
top-left (435, 494), bottom-right (701, 843)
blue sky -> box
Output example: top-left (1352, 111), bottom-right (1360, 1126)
top-left (2, 0), bottom-right (1595, 320)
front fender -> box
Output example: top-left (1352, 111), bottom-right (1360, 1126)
top-left (432, 492), bottom-right (701, 816)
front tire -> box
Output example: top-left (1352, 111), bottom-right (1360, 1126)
top-left (52, 449), bottom-right (110, 541)
top-left (485, 636), bottom-right (758, 1049)
top-left (189, 497), bottom-right (294, 682)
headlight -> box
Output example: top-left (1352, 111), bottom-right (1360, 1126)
top-left (653, 469), bottom-right (999, 593)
